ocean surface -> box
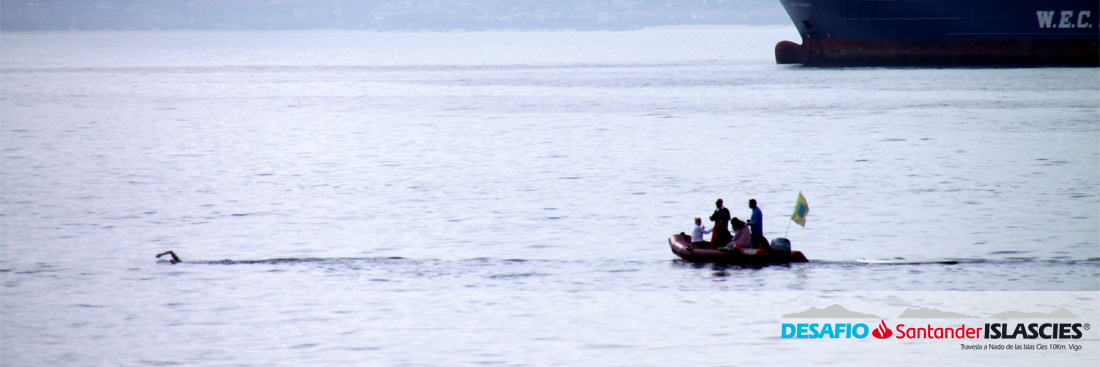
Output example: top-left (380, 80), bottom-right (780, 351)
top-left (1, 28), bottom-right (1098, 366)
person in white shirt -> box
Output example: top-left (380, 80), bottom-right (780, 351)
top-left (691, 217), bottom-right (713, 247)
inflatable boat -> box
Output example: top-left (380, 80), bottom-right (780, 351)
top-left (668, 233), bottom-right (808, 264)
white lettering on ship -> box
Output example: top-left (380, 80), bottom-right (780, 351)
top-left (1037, 10), bottom-right (1092, 29)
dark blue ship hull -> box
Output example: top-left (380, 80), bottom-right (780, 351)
top-left (775, 0), bottom-right (1100, 65)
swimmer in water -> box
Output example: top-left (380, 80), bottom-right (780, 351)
top-left (156, 250), bottom-right (181, 264)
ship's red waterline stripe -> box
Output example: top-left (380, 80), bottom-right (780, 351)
top-left (776, 39), bottom-right (1100, 66)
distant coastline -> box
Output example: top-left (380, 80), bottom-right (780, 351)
top-left (1, 0), bottom-right (790, 32)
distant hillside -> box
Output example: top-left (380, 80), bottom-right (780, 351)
top-left (897, 307), bottom-right (978, 318)
top-left (990, 308), bottom-right (1079, 319)
top-left (0, 0), bottom-right (792, 31)
top-left (782, 304), bottom-right (881, 319)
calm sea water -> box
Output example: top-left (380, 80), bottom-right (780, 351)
top-left (2, 28), bottom-right (1098, 366)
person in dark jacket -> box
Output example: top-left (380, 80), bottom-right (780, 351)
top-left (709, 199), bottom-right (732, 247)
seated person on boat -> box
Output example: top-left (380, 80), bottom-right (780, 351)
top-left (729, 218), bottom-right (753, 249)
top-left (691, 217), bottom-right (712, 247)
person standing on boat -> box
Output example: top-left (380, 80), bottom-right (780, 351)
top-left (691, 217), bottom-right (713, 246)
top-left (709, 199), bottom-right (732, 247)
top-left (747, 199), bottom-right (767, 248)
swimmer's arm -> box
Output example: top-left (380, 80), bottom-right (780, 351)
top-left (156, 251), bottom-right (181, 264)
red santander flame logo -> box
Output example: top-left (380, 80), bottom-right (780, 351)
top-left (872, 320), bottom-right (893, 339)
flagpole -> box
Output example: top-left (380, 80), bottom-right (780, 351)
top-left (785, 218), bottom-right (792, 238)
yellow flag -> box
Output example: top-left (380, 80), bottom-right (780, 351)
top-left (791, 192), bottom-right (809, 227)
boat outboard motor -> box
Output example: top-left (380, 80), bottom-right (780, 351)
top-left (770, 238), bottom-right (792, 256)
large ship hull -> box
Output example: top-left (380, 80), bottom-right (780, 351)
top-left (775, 0), bottom-right (1100, 66)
